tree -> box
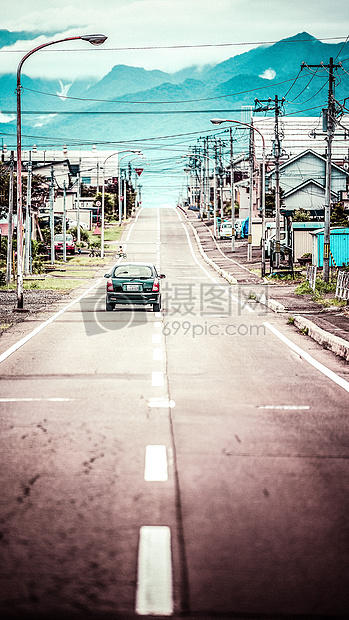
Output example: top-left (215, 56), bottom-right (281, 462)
top-left (0, 164), bottom-right (10, 220)
top-left (293, 208), bottom-right (311, 222)
top-left (331, 202), bottom-right (349, 227)
top-left (265, 187), bottom-right (285, 218)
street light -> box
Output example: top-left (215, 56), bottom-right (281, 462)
top-left (211, 119), bottom-right (266, 273)
top-left (100, 150), bottom-right (141, 258)
top-left (16, 33), bottom-right (107, 308)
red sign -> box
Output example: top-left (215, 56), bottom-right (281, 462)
top-left (135, 168), bottom-right (143, 177)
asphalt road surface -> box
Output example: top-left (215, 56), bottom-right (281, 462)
top-left (0, 207), bottom-right (349, 620)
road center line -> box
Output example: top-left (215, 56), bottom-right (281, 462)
top-left (153, 348), bottom-right (163, 361)
top-left (264, 321), bottom-right (349, 393)
top-left (144, 445), bottom-right (168, 481)
top-left (152, 333), bottom-right (162, 344)
top-left (135, 526), bottom-right (173, 616)
top-left (152, 371), bottom-right (164, 387)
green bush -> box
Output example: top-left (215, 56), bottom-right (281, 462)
top-left (69, 226), bottom-right (89, 243)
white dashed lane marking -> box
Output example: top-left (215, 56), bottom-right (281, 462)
top-left (135, 526), bottom-right (173, 616)
top-left (147, 397), bottom-right (175, 408)
top-left (144, 445), bottom-right (168, 482)
top-left (152, 333), bottom-right (162, 344)
top-left (152, 371), bottom-right (164, 387)
top-left (153, 348), bottom-right (163, 361)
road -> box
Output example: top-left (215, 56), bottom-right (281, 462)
top-left (0, 206), bottom-right (349, 619)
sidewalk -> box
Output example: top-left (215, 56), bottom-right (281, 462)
top-left (183, 207), bottom-right (349, 362)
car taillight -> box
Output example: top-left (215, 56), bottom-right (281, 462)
top-left (107, 278), bottom-right (114, 291)
top-left (152, 278), bottom-right (160, 292)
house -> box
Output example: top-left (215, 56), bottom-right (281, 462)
top-left (266, 149), bottom-right (349, 216)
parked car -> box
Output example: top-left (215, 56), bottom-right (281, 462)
top-left (218, 221), bottom-right (233, 239)
top-left (104, 262), bottom-right (166, 312)
top-left (54, 233), bottom-right (75, 255)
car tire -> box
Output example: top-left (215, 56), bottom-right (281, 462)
top-left (153, 301), bottom-right (161, 312)
top-left (106, 301), bottom-right (114, 312)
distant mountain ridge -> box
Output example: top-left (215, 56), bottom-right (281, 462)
top-left (0, 31), bottom-right (348, 146)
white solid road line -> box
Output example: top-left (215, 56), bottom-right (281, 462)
top-left (258, 405), bottom-right (310, 410)
top-left (125, 207), bottom-right (144, 242)
top-left (144, 445), bottom-right (168, 482)
top-left (135, 526), bottom-right (173, 616)
top-left (0, 279), bottom-right (103, 364)
top-left (179, 218), bottom-right (254, 313)
top-left (176, 209), bottom-right (349, 394)
top-left (0, 398), bottom-right (73, 403)
top-left (264, 321), bottom-right (349, 393)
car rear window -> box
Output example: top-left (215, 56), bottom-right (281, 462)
top-left (113, 265), bottom-right (154, 278)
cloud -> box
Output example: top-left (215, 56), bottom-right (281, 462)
top-left (0, 0), bottom-right (348, 80)
top-left (259, 69), bottom-right (276, 80)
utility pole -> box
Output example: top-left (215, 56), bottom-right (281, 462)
top-left (302, 58), bottom-right (341, 282)
top-left (247, 124), bottom-right (254, 261)
top-left (255, 95), bottom-right (285, 268)
top-left (123, 171), bottom-right (127, 220)
top-left (76, 159), bottom-right (81, 243)
top-left (49, 165), bottom-right (55, 265)
top-left (24, 151), bottom-right (32, 275)
top-left (6, 151), bottom-right (14, 284)
top-left (230, 127), bottom-right (235, 252)
top-left (274, 95), bottom-right (282, 268)
top-left (63, 181), bottom-right (67, 262)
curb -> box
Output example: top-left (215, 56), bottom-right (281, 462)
top-left (293, 315), bottom-right (349, 362)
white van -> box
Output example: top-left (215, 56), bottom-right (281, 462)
top-left (218, 221), bottom-right (233, 239)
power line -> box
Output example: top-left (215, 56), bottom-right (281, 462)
top-left (2, 36), bottom-right (348, 54)
top-left (21, 73), bottom-right (311, 104)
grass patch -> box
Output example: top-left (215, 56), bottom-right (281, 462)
top-left (68, 256), bottom-right (110, 267)
top-left (22, 278), bottom-right (83, 291)
top-left (295, 276), bottom-right (339, 305)
top-left (287, 316), bottom-right (295, 325)
top-left (104, 226), bottom-right (123, 242)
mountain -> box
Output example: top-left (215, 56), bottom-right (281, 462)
top-left (0, 29), bottom-right (52, 47)
top-left (1, 32), bottom-right (348, 148)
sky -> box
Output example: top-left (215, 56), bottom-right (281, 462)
top-left (1, 0), bottom-right (349, 81)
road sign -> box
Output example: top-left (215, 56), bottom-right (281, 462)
top-left (95, 200), bottom-right (101, 207)
top-left (135, 168), bottom-right (143, 177)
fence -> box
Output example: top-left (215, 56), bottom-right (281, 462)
top-left (306, 264), bottom-right (317, 291)
top-left (335, 271), bottom-right (349, 301)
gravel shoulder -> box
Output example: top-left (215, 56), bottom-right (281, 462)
top-left (0, 289), bottom-right (72, 335)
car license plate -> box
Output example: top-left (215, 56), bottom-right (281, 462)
top-left (125, 284), bottom-right (141, 291)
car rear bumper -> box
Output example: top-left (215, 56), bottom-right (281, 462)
top-left (106, 293), bottom-right (160, 305)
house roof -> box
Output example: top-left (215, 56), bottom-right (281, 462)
top-left (283, 177), bottom-right (338, 199)
top-left (266, 149), bottom-right (349, 178)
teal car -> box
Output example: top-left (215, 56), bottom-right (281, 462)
top-left (104, 262), bottom-right (166, 312)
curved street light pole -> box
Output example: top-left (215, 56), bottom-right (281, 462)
top-left (211, 119), bottom-right (266, 273)
top-left (16, 34), bottom-right (107, 308)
